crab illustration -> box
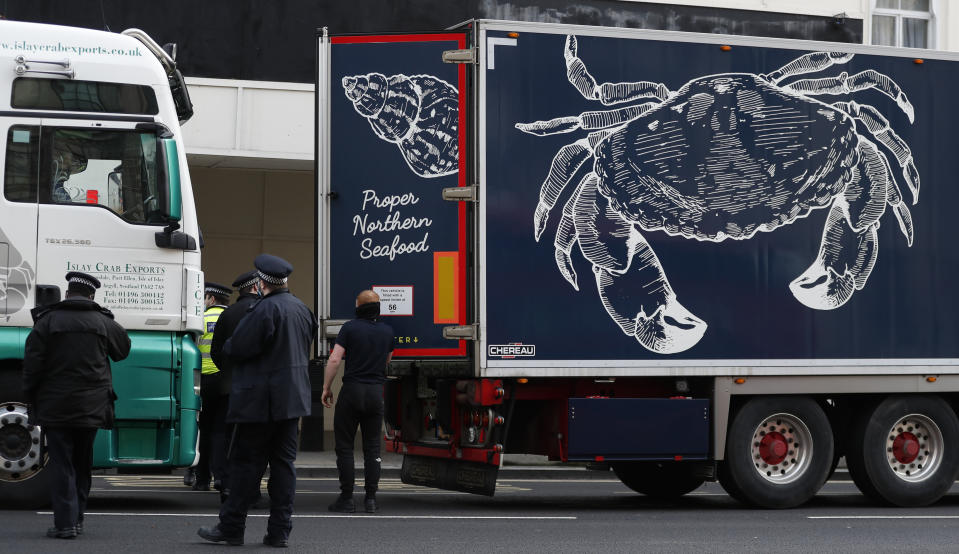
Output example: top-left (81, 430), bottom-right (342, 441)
top-left (343, 72), bottom-right (458, 178)
top-left (516, 36), bottom-right (919, 354)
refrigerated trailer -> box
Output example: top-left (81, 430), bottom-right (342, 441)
top-left (0, 20), bottom-right (204, 507)
top-left (317, 20), bottom-right (959, 508)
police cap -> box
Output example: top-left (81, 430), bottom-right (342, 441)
top-left (65, 271), bottom-right (101, 297)
top-left (254, 254), bottom-right (292, 286)
top-left (231, 270), bottom-right (259, 290)
top-left (204, 282), bottom-right (233, 299)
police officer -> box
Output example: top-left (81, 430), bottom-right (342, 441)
top-left (198, 255), bottom-right (316, 548)
top-left (23, 272), bottom-right (131, 539)
top-left (192, 282), bottom-right (232, 491)
top-left (322, 289), bottom-right (394, 514)
top-left (209, 270), bottom-right (258, 502)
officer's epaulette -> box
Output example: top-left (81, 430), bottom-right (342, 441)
top-left (98, 306), bottom-right (116, 319)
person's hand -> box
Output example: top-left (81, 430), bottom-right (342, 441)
top-left (322, 387), bottom-right (334, 408)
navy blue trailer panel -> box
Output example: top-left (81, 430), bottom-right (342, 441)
top-left (481, 25), bottom-right (959, 366)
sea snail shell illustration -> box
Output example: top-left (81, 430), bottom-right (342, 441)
top-left (343, 72), bottom-right (458, 178)
top-left (517, 36), bottom-right (919, 355)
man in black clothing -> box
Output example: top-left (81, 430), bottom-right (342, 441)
top-left (208, 269), bottom-right (259, 501)
top-left (198, 255), bottom-right (316, 548)
top-left (23, 272), bottom-right (131, 539)
top-left (322, 289), bottom-right (394, 514)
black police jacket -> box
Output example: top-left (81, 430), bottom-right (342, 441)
top-left (207, 293), bottom-right (258, 397)
top-left (223, 289), bottom-right (316, 422)
top-left (22, 298), bottom-right (131, 428)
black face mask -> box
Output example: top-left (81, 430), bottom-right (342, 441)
top-left (355, 301), bottom-right (380, 320)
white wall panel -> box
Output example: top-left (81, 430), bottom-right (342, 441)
top-left (182, 78), bottom-right (314, 170)
top-left (240, 88), bottom-right (314, 155)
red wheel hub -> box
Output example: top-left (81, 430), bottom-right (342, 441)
top-left (759, 431), bottom-right (788, 465)
top-left (892, 432), bottom-right (920, 464)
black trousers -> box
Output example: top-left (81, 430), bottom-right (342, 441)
top-left (218, 418), bottom-right (298, 539)
top-left (197, 393), bottom-right (229, 486)
top-left (45, 426), bottom-right (98, 529)
top-left (333, 382), bottom-right (384, 497)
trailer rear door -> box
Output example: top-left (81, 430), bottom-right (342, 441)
top-left (318, 30), bottom-right (469, 358)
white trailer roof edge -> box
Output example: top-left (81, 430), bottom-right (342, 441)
top-left (474, 18), bottom-right (959, 62)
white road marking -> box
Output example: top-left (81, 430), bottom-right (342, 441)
top-left (806, 515), bottom-right (959, 519)
top-left (497, 479), bottom-right (621, 483)
top-left (38, 512), bottom-right (575, 520)
top-left (91, 489), bottom-right (471, 496)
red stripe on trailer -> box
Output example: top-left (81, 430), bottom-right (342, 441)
top-left (331, 33), bottom-right (465, 44)
top-left (387, 442), bottom-right (502, 467)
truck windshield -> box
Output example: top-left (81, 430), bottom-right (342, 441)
top-left (4, 125), bottom-right (166, 225)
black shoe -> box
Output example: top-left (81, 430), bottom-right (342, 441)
top-left (197, 525), bottom-right (243, 546)
top-left (263, 534), bottom-right (289, 548)
top-left (192, 480), bottom-right (211, 491)
top-left (364, 496), bottom-right (378, 513)
top-left (328, 495), bottom-right (355, 513)
top-left (183, 468), bottom-right (196, 486)
top-left (47, 526), bottom-right (77, 539)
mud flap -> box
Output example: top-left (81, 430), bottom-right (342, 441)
top-left (400, 454), bottom-right (498, 496)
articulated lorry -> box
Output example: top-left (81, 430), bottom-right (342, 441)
top-left (0, 21), bottom-right (204, 507)
top-left (317, 20), bottom-right (959, 508)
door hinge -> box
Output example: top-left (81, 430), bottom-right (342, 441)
top-left (443, 324), bottom-right (479, 341)
top-left (442, 185), bottom-right (477, 202)
top-left (443, 48), bottom-right (476, 64)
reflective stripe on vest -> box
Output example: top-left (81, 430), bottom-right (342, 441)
top-left (199, 305), bottom-right (226, 374)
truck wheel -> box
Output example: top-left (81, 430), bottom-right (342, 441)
top-left (0, 371), bottom-right (51, 509)
top-left (718, 397), bottom-right (833, 508)
top-left (612, 462), bottom-right (705, 498)
top-left (846, 396), bottom-right (959, 507)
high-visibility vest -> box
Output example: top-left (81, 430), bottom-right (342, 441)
top-left (199, 305), bottom-right (226, 375)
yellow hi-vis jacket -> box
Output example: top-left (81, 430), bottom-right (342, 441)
top-left (199, 305), bottom-right (226, 374)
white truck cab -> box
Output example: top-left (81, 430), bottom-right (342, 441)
top-left (0, 20), bottom-right (204, 507)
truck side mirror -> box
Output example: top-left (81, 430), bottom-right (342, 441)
top-left (160, 137), bottom-right (182, 223)
top-left (154, 137), bottom-right (196, 250)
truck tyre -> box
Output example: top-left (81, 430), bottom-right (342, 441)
top-left (845, 395), bottom-right (959, 507)
top-left (0, 370), bottom-right (51, 509)
top-left (611, 462), bottom-right (705, 498)
top-left (718, 396), bottom-right (833, 508)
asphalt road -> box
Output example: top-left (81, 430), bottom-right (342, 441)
top-left (3, 471), bottom-right (959, 553)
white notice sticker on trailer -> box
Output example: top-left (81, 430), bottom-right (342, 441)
top-left (372, 285), bottom-right (414, 316)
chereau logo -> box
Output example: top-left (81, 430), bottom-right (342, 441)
top-left (488, 343), bottom-right (536, 358)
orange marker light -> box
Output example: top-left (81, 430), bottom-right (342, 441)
top-left (721, 45), bottom-right (732, 52)
top-left (927, 376), bottom-right (938, 382)
top-left (734, 378), bottom-right (746, 384)
top-left (914, 58), bottom-right (924, 64)
top-left (507, 32), bottom-right (520, 38)
top-left (517, 378), bottom-right (528, 384)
